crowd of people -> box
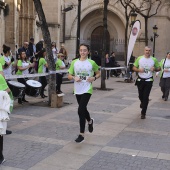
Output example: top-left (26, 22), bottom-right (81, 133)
top-left (0, 38), bottom-right (69, 103)
top-left (0, 42), bottom-right (170, 164)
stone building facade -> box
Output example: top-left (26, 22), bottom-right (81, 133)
top-left (1, 0), bottom-right (170, 61)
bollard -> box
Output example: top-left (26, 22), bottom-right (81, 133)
top-left (51, 93), bottom-right (64, 108)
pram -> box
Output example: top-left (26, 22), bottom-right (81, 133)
top-left (110, 62), bottom-right (122, 77)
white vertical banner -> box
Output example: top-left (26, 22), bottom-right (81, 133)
top-left (126, 20), bottom-right (141, 66)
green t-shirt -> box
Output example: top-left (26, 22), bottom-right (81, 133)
top-left (0, 56), bottom-right (5, 66)
top-left (38, 58), bottom-right (47, 73)
top-left (55, 59), bottom-right (63, 70)
top-left (68, 58), bottom-right (99, 94)
top-left (0, 63), bottom-right (3, 71)
top-left (16, 60), bottom-right (30, 75)
top-left (0, 74), bottom-right (8, 91)
top-left (134, 55), bottom-right (160, 81)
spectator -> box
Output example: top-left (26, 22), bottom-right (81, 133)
top-left (91, 51), bottom-right (101, 66)
top-left (18, 42), bottom-right (31, 60)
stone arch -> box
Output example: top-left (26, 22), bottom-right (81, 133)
top-left (70, 3), bottom-right (126, 37)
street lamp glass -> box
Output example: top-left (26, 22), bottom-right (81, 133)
top-left (130, 10), bottom-right (137, 23)
top-left (153, 25), bottom-right (158, 34)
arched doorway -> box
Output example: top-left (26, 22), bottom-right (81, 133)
top-left (91, 26), bottom-right (110, 56)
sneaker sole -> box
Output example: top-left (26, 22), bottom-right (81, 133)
top-left (88, 118), bottom-right (94, 133)
top-left (75, 139), bottom-right (85, 144)
top-left (0, 159), bottom-right (6, 164)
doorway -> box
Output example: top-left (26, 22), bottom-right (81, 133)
top-left (91, 26), bottom-right (110, 56)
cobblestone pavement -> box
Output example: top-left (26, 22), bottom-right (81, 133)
top-left (1, 75), bottom-right (170, 170)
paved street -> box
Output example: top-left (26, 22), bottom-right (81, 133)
top-left (1, 75), bottom-right (170, 170)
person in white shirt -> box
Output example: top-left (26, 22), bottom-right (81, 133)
top-left (133, 46), bottom-right (161, 119)
top-left (2, 45), bottom-right (14, 76)
top-left (159, 52), bottom-right (170, 101)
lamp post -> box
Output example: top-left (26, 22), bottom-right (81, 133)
top-left (76, 0), bottom-right (82, 56)
top-left (152, 25), bottom-right (158, 57)
top-left (130, 9), bottom-right (137, 26)
top-left (101, 0), bottom-right (109, 90)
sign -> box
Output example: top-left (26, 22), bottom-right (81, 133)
top-left (126, 20), bottom-right (141, 66)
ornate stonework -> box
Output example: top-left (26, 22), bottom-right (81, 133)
top-left (1, 0), bottom-right (170, 60)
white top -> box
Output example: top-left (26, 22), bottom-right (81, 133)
top-left (138, 57), bottom-right (155, 81)
top-left (3, 56), bottom-right (12, 76)
top-left (22, 61), bottom-right (29, 75)
top-left (163, 58), bottom-right (170, 78)
top-left (52, 47), bottom-right (58, 60)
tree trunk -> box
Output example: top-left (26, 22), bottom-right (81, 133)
top-left (124, 9), bottom-right (129, 66)
top-left (144, 17), bottom-right (148, 46)
top-left (33, 0), bottom-right (56, 105)
top-left (101, 0), bottom-right (109, 90)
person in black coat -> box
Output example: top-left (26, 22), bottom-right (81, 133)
top-left (91, 51), bottom-right (101, 66)
top-left (18, 42), bottom-right (31, 60)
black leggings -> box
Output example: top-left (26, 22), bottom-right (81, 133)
top-left (56, 73), bottom-right (63, 92)
top-left (137, 81), bottom-right (153, 115)
top-left (39, 76), bottom-right (47, 95)
top-left (76, 93), bottom-right (91, 133)
top-left (17, 78), bottom-right (26, 101)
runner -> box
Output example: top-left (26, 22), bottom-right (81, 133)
top-left (68, 44), bottom-right (100, 143)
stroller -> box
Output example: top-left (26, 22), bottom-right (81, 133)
top-left (124, 55), bottom-right (135, 83)
top-left (110, 62), bottom-right (122, 77)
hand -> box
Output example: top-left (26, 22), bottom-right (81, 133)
top-left (27, 65), bottom-right (31, 69)
top-left (164, 68), bottom-right (169, 72)
top-left (150, 67), bottom-right (155, 72)
top-left (138, 68), bottom-right (144, 73)
top-left (74, 76), bottom-right (81, 82)
top-left (87, 77), bottom-right (95, 83)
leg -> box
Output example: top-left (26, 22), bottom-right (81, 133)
top-left (76, 93), bottom-right (91, 134)
top-left (17, 78), bottom-right (27, 103)
top-left (141, 81), bottom-right (153, 116)
top-left (164, 78), bottom-right (170, 100)
top-left (0, 136), bottom-right (3, 160)
top-left (137, 81), bottom-right (145, 105)
top-left (56, 73), bottom-right (62, 92)
top-left (160, 78), bottom-right (166, 98)
top-left (39, 76), bottom-right (47, 97)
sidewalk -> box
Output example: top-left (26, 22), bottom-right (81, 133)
top-left (1, 75), bottom-right (170, 170)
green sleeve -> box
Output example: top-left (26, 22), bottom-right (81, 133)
top-left (153, 57), bottom-right (160, 68)
top-left (17, 60), bottom-right (22, 67)
top-left (0, 56), bottom-right (5, 66)
top-left (68, 59), bottom-right (77, 75)
top-left (133, 56), bottom-right (141, 68)
top-left (0, 63), bottom-right (2, 71)
top-left (92, 60), bottom-right (99, 72)
top-left (0, 74), bottom-right (8, 91)
top-left (42, 58), bottom-right (47, 65)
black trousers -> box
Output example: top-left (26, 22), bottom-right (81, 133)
top-left (17, 78), bottom-right (26, 101)
top-left (136, 81), bottom-right (153, 115)
top-left (0, 136), bottom-right (3, 160)
top-left (159, 77), bottom-right (170, 98)
top-left (56, 73), bottom-right (63, 92)
top-left (39, 76), bottom-right (47, 95)
top-left (76, 93), bottom-right (91, 133)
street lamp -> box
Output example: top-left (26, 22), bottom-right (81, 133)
top-left (130, 9), bottom-right (137, 26)
top-left (76, 0), bottom-right (82, 56)
top-left (151, 25), bottom-right (159, 57)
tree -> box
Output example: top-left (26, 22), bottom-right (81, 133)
top-left (33, 0), bottom-right (56, 105)
top-left (125, 0), bottom-right (162, 46)
top-left (117, 0), bottom-right (133, 64)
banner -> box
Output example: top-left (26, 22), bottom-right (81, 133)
top-left (126, 20), bottom-right (141, 66)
